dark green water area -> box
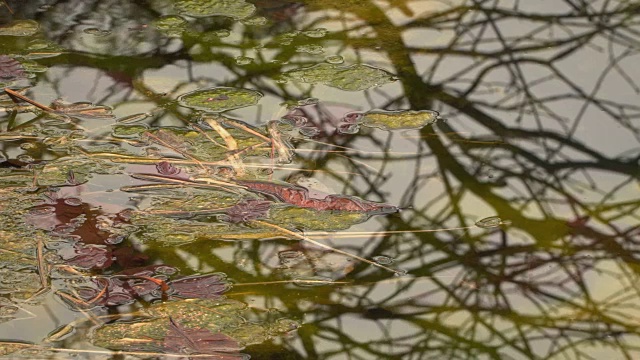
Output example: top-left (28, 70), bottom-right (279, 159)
top-left (1, 1), bottom-right (640, 359)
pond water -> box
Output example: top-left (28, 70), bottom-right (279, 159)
top-left (1, 1), bottom-right (640, 359)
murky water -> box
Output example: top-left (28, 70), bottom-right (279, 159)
top-left (1, 1), bottom-right (640, 359)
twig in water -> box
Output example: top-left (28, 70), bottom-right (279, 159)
top-left (251, 220), bottom-right (404, 275)
top-left (1, 0), bottom-right (13, 14)
top-left (4, 88), bottom-right (55, 112)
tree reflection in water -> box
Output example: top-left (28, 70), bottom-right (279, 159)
top-left (1, 0), bottom-right (640, 359)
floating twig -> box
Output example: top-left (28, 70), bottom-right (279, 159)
top-left (3, 88), bottom-right (55, 112)
top-left (251, 220), bottom-right (403, 275)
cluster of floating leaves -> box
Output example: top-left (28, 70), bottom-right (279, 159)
top-left (92, 298), bottom-right (299, 353)
top-left (276, 103), bottom-right (439, 138)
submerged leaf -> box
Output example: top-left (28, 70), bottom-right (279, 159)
top-left (282, 63), bottom-right (397, 91)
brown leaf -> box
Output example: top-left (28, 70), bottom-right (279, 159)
top-left (222, 199), bottom-right (271, 223)
top-left (59, 244), bottom-right (113, 269)
top-left (0, 55), bottom-right (25, 80)
top-left (169, 273), bottom-right (231, 299)
top-left (50, 99), bottom-right (114, 119)
top-left (237, 180), bottom-right (398, 214)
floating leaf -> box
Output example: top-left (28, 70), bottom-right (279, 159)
top-left (50, 100), bottom-right (115, 119)
top-left (175, 0), bottom-right (256, 19)
top-left (222, 199), bottom-right (271, 223)
top-left (128, 204), bottom-right (369, 245)
top-left (57, 244), bottom-right (113, 270)
top-left (282, 63), bottom-right (397, 91)
top-left (0, 55), bottom-right (25, 80)
top-left (357, 109), bottom-right (439, 130)
top-left (164, 317), bottom-right (243, 356)
top-left (170, 273), bottom-right (231, 299)
top-left (237, 180), bottom-right (399, 214)
top-left (0, 20), bottom-right (40, 37)
top-left (156, 161), bottom-right (181, 176)
top-left (35, 157), bottom-right (123, 186)
top-left (177, 87), bottom-right (263, 112)
top-left (475, 216), bottom-right (506, 229)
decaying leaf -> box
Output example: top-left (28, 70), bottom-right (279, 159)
top-left (58, 244), bottom-right (113, 270)
top-left (237, 180), bottom-right (399, 214)
top-left (0, 55), bottom-right (25, 80)
top-left (164, 317), bottom-right (243, 355)
top-left (222, 199), bottom-right (271, 223)
top-left (50, 100), bottom-right (115, 119)
top-left (170, 273), bottom-right (231, 299)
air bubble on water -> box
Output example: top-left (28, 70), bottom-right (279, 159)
top-left (325, 55), bottom-right (344, 64)
top-left (292, 276), bottom-right (334, 287)
top-left (63, 197), bottom-right (83, 207)
top-left (372, 255), bottom-right (394, 265)
top-left (235, 56), bottom-right (254, 65)
top-left (394, 269), bottom-right (408, 277)
top-left (295, 44), bottom-right (324, 55)
top-left (16, 154), bottom-right (34, 163)
top-left (214, 29), bottom-right (231, 38)
top-left (29, 206), bottom-right (56, 216)
top-left (242, 17), bottom-right (268, 26)
top-left (475, 216), bottom-right (506, 229)
top-left (278, 250), bottom-right (305, 267)
top-left (20, 143), bottom-right (36, 150)
top-left (303, 28), bottom-right (328, 38)
top-left (83, 28), bottom-right (111, 36)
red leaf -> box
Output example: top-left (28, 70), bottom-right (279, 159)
top-left (59, 244), bottom-right (113, 269)
top-left (164, 317), bottom-right (244, 357)
top-left (0, 55), bottom-right (25, 80)
top-left (237, 180), bottom-right (398, 214)
top-left (169, 273), bottom-right (231, 299)
top-left (223, 199), bottom-right (271, 223)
